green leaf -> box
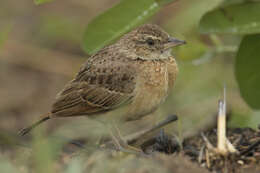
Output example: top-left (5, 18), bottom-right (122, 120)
top-left (221, 0), bottom-right (260, 7)
top-left (34, 0), bottom-right (53, 5)
top-left (166, 0), bottom-right (223, 35)
top-left (235, 34), bottom-right (260, 109)
top-left (155, 0), bottom-right (176, 6)
top-left (221, 0), bottom-right (244, 7)
top-left (199, 2), bottom-right (260, 34)
top-left (228, 111), bottom-right (251, 128)
top-left (82, 0), bottom-right (163, 55)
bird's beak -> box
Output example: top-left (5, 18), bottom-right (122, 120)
top-left (165, 37), bottom-right (186, 49)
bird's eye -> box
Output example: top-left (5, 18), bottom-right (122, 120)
top-left (146, 38), bottom-right (155, 46)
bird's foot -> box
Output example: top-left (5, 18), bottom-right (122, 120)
top-left (109, 125), bottom-right (143, 155)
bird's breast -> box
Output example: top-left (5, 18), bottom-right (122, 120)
top-left (138, 59), bottom-right (169, 104)
top-left (124, 58), bottom-right (177, 121)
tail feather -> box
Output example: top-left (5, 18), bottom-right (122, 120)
top-left (19, 113), bottom-right (51, 136)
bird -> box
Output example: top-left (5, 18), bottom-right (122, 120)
top-left (19, 24), bottom-right (186, 149)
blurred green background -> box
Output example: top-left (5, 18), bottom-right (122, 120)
top-left (0, 0), bottom-right (260, 172)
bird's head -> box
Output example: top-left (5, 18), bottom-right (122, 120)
top-left (119, 24), bottom-right (186, 60)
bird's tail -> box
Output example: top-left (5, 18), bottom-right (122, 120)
top-left (18, 113), bottom-right (51, 136)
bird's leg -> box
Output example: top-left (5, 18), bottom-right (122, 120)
top-left (101, 115), bottom-right (178, 153)
top-left (108, 123), bottom-right (143, 154)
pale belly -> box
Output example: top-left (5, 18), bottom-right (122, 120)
top-left (123, 60), bottom-right (170, 121)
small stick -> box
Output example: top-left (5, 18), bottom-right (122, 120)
top-left (226, 138), bottom-right (238, 154)
top-left (198, 145), bottom-right (205, 164)
top-left (201, 132), bottom-right (215, 151)
top-left (206, 149), bottom-right (211, 168)
top-left (203, 86), bottom-right (238, 155)
top-left (125, 114), bottom-right (178, 145)
top-left (217, 85), bottom-right (227, 154)
top-left (217, 99), bottom-right (227, 155)
top-left (240, 139), bottom-right (260, 156)
top-left (217, 85), bottom-right (238, 155)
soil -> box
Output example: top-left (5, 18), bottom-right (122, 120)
top-left (142, 127), bottom-right (260, 173)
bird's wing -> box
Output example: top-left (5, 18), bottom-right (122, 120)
top-left (51, 54), bottom-right (136, 117)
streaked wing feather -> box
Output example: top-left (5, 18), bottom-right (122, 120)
top-left (51, 53), bottom-right (136, 117)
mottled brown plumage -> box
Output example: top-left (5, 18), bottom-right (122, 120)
top-left (19, 24), bottom-right (185, 136)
